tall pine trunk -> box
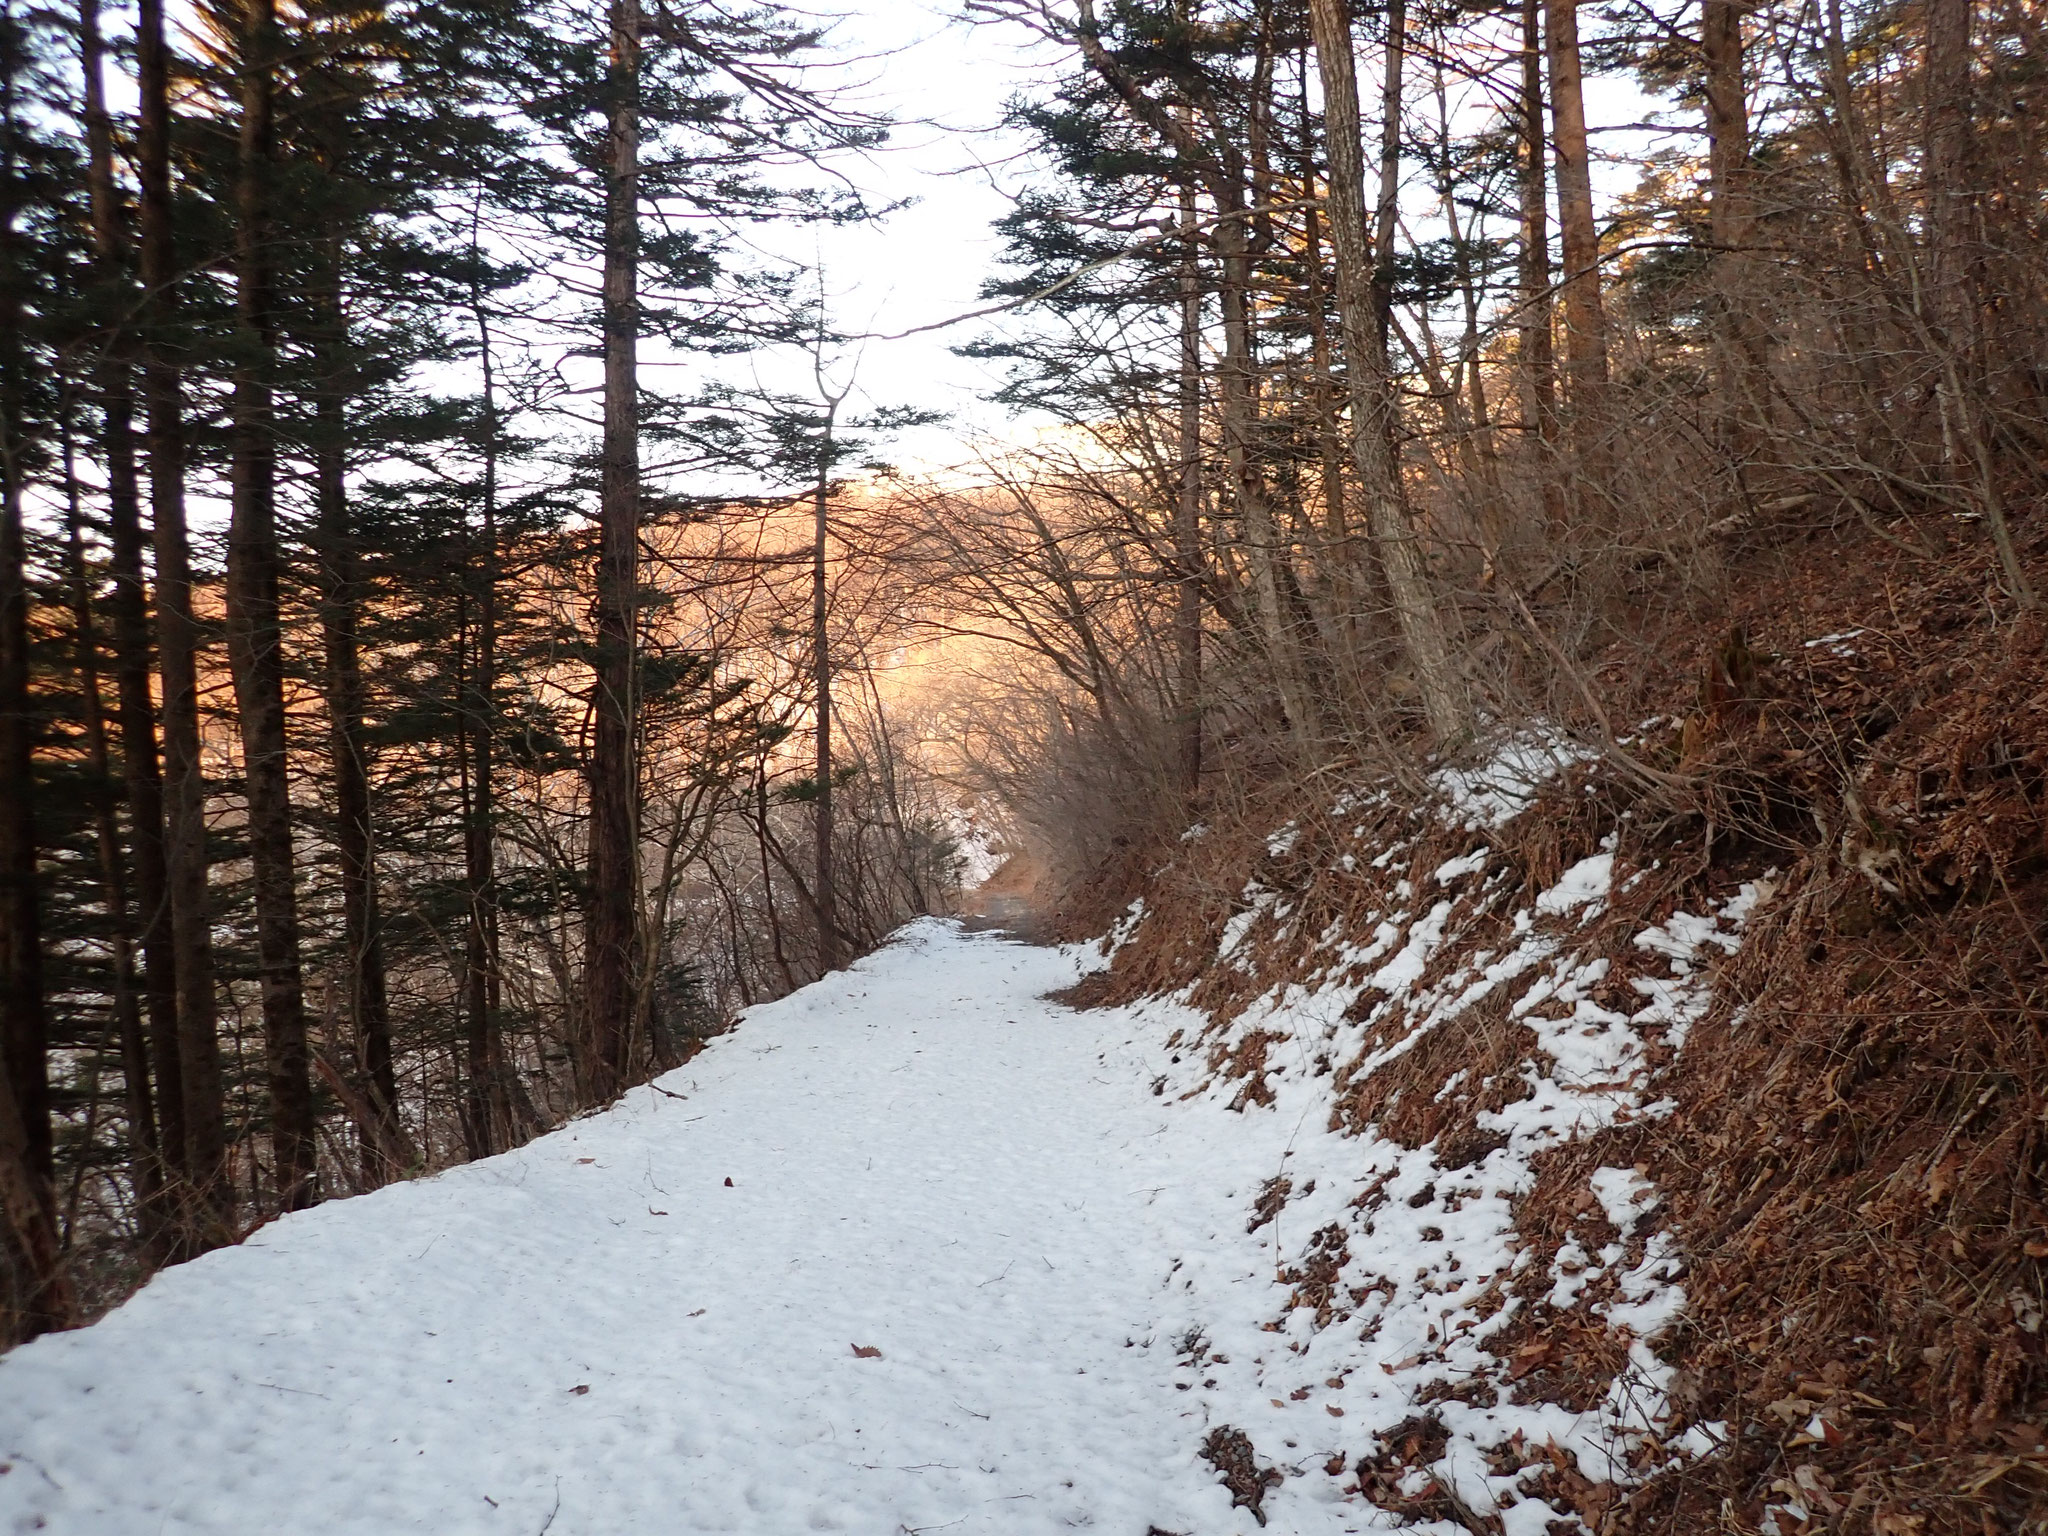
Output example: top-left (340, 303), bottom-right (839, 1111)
top-left (1917, 0), bottom-right (2028, 604)
top-left (0, 430), bottom-right (47, 1242)
top-left (312, 250), bottom-right (397, 1184)
top-left (80, 0), bottom-right (183, 1210)
top-left (224, 0), bottom-right (315, 1211)
top-left (1305, 0), bottom-right (1466, 743)
top-left (139, 0), bottom-right (230, 1244)
top-left (1369, 0), bottom-right (1407, 356)
top-left (1173, 172), bottom-right (1204, 794)
top-left (461, 285), bottom-right (508, 1157)
top-left (811, 403), bottom-right (840, 973)
top-left (1703, 0), bottom-right (1763, 471)
top-left (0, 452), bottom-right (64, 1328)
top-left (1516, 0), bottom-right (1564, 533)
top-left (583, 0), bottom-right (643, 1102)
top-left (0, 32), bottom-right (73, 1330)
top-left (59, 441), bottom-right (160, 1241)
top-left (0, 0), bottom-right (48, 1203)
top-left (1543, 0), bottom-right (1610, 443)
top-left (754, 764), bottom-right (796, 993)
top-left (1300, 196), bottom-right (1348, 566)
top-left (1212, 173), bottom-right (1316, 754)
top-left (1295, 55), bottom-right (1382, 683)
top-left (1921, 0), bottom-right (1972, 350)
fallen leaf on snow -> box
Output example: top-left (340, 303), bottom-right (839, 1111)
top-left (851, 1344), bottom-right (883, 1359)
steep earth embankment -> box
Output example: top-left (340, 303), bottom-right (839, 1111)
top-left (1061, 516), bottom-right (2048, 1534)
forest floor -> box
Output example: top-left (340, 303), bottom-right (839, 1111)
top-left (0, 920), bottom-right (1367, 1536)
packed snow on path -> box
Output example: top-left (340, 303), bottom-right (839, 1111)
top-left (4, 920), bottom-right (1370, 1536)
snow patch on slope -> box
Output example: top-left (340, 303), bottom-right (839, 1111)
top-left (1097, 792), bottom-right (1771, 1529)
top-left (1431, 729), bottom-right (1595, 829)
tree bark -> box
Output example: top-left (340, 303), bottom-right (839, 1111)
top-left (1912, 0), bottom-right (2026, 604)
top-left (583, 0), bottom-right (643, 1101)
top-left (139, 0), bottom-right (230, 1245)
top-left (811, 402), bottom-right (840, 973)
top-left (1516, 0), bottom-right (1565, 533)
top-left (753, 763), bottom-right (796, 994)
top-left (1305, 0), bottom-right (1467, 742)
top-left (461, 281), bottom-right (508, 1158)
top-left (225, 0), bottom-right (316, 1212)
top-left (1295, 50), bottom-right (1384, 680)
top-left (0, 28), bottom-right (59, 1288)
top-left (1702, 0), bottom-right (1750, 275)
top-left (1543, 0), bottom-right (1609, 431)
top-left (1300, 197), bottom-right (1349, 564)
top-left (59, 439), bottom-right (161, 1243)
top-left (1370, 0), bottom-right (1407, 355)
top-left (0, 31), bottom-right (70, 1331)
top-left (1921, 0), bottom-right (1973, 349)
top-left (1213, 177), bottom-right (1317, 754)
top-left (1174, 174), bottom-right (1204, 795)
top-left (80, 0), bottom-right (184, 1203)
top-left (0, 454), bottom-right (46, 1200)
top-left (312, 257), bottom-right (397, 1186)
top-left (0, 1051), bottom-right (74, 1340)
top-left (1703, 0), bottom-right (1765, 467)
top-left (73, 0), bottom-right (160, 1183)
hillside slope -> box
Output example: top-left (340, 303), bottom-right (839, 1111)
top-left (1059, 515), bottom-right (2048, 1534)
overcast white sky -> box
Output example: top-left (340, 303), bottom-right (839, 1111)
top-left (115, 0), bottom-right (1684, 503)
top-left (56, 1), bottom-right (1681, 543)
top-left (699, 0), bottom-right (1058, 476)
top-left (711, 0), bottom-right (1682, 479)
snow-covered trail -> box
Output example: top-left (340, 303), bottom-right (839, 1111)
top-left (0, 922), bottom-right (1249, 1536)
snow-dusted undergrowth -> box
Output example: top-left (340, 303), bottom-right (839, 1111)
top-left (1087, 736), bottom-right (1772, 1532)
